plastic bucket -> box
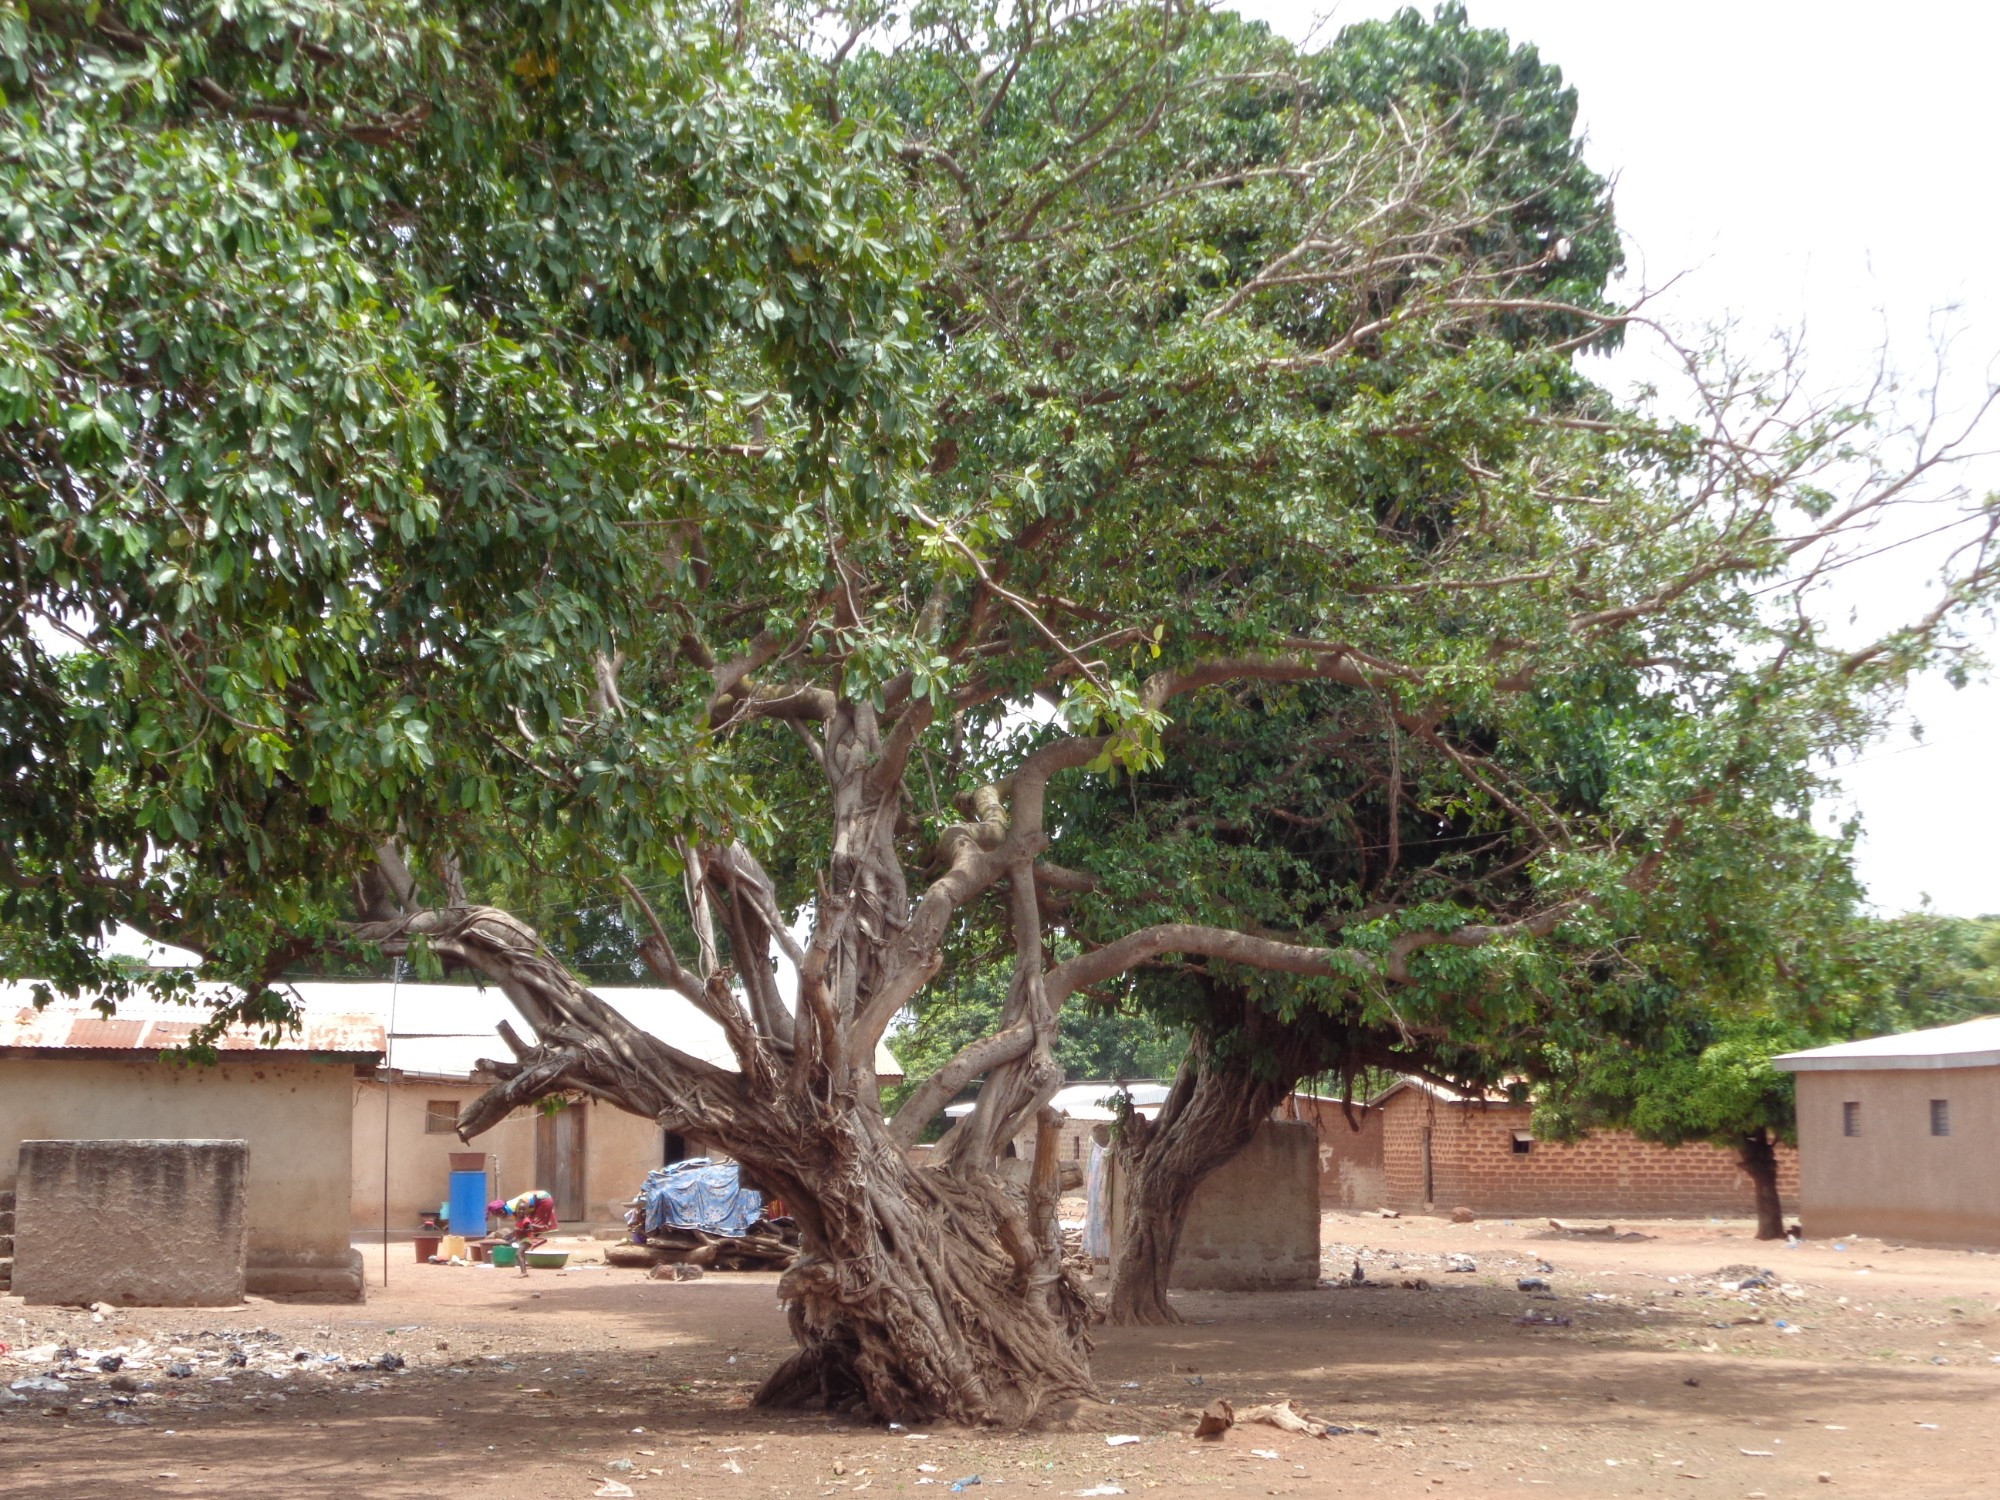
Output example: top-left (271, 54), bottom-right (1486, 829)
top-left (414, 1235), bottom-right (442, 1263)
top-left (448, 1151), bottom-right (488, 1173)
top-left (490, 1243), bottom-right (518, 1268)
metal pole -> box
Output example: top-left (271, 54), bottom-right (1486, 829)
top-left (381, 957), bottom-right (402, 1288)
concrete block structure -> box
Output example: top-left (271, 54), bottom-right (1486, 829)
top-left (1102, 1119), bottom-right (1320, 1291)
top-left (1775, 1018), bottom-right (2000, 1248)
top-left (0, 986), bottom-right (381, 1299)
top-left (1284, 1080), bottom-right (1797, 1219)
top-left (14, 1139), bottom-right (248, 1306)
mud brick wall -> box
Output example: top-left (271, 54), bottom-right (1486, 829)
top-left (1282, 1095), bottom-right (1388, 1209)
top-left (14, 1139), bottom-right (248, 1306)
top-left (1379, 1094), bottom-right (1799, 1218)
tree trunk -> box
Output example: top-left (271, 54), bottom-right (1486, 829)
top-left (754, 1141), bottom-right (1097, 1425)
top-left (355, 899), bottom-right (1097, 1426)
top-left (1739, 1126), bottom-right (1785, 1240)
top-left (1107, 1017), bottom-right (1317, 1326)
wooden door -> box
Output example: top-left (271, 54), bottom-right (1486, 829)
top-left (536, 1104), bottom-right (587, 1221)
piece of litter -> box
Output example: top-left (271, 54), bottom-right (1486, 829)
top-left (1076, 1488), bottom-right (1125, 1497)
top-left (949, 1478), bottom-right (982, 1493)
top-left (1250, 1448), bottom-right (1279, 1460)
top-left (1916, 1422), bottom-right (1939, 1430)
top-left (1739, 1449), bottom-right (1776, 1457)
top-left (594, 1483), bottom-right (636, 1498)
top-left (1105, 1434), bottom-right (1142, 1447)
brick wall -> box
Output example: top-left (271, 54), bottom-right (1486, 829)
top-left (1283, 1095), bottom-right (1387, 1208)
top-left (1377, 1088), bottom-right (1800, 1218)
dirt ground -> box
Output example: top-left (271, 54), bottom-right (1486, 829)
top-left (5, 1209), bottom-right (1998, 1498)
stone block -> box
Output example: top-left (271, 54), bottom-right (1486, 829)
top-left (15, 1139), bottom-right (248, 1306)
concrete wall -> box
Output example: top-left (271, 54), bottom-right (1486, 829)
top-left (0, 1056), bottom-right (361, 1298)
top-left (1283, 1095), bottom-right (1388, 1209)
top-left (1379, 1091), bottom-right (1799, 1218)
top-left (1106, 1119), bottom-right (1320, 1291)
top-left (1794, 1066), bottom-right (2000, 1248)
top-left (351, 1081), bottom-right (669, 1232)
top-left (15, 1139), bottom-right (248, 1306)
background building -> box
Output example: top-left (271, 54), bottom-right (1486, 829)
top-left (0, 985), bottom-right (381, 1299)
top-left (1775, 1017), bottom-right (2000, 1248)
top-left (1288, 1078), bottom-right (1798, 1219)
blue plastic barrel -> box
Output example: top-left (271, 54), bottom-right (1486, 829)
top-left (448, 1170), bottom-right (488, 1237)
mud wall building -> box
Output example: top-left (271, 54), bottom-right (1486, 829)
top-left (1776, 1018), bottom-right (2000, 1248)
top-left (1286, 1079), bottom-right (1798, 1219)
top-left (327, 981), bottom-right (904, 1234)
top-left (0, 986), bottom-right (380, 1299)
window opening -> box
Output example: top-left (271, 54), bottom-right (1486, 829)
top-left (423, 1099), bottom-right (459, 1135)
top-left (1930, 1099), bottom-right (1950, 1137)
top-left (1842, 1101), bottom-right (1861, 1137)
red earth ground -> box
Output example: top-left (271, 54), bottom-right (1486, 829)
top-left (4, 1209), bottom-right (1997, 1498)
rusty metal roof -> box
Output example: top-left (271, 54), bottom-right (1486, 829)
top-left (0, 983), bottom-right (383, 1058)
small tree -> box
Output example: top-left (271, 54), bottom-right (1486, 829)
top-left (1538, 1016), bottom-right (1810, 1239)
top-left (1536, 914), bottom-right (1989, 1239)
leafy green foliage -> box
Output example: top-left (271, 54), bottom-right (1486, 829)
top-left (0, 0), bottom-right (923, 1029)
top-left (1535, 912), bottom-right (1993, 1151)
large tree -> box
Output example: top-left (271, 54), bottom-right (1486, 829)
top-left (6, 0), bottom-right (1997, 1424)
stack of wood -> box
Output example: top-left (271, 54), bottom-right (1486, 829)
top-left (603, 1215), bottom-right (801, 1273)
top-left (1059, 1224), bottom-right (1091, 1276)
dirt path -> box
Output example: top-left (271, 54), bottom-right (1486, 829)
top-left (5, 1212), bottom-right (1997, 1497)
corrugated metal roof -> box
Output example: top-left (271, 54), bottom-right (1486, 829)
top-left (1773, 1016), bottom-right (2000, 1073)
top-left (286, 980), bottom-right (902, 1081)
top-left (944, 1080), bottom-right (1172, 1121)
top-left (0, 983), bottom-right (383, 1057)
top-left (1, 978), bottom-right (902, 1080)
top-left (1368, 1076), bottom-right (1514, 1106)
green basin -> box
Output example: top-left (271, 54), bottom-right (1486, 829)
top-left (523, 1249), bottom-right (570, 1269)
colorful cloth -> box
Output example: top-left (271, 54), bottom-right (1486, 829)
top-left (504, 1190), bottom-right (559, 1235)
top-left (641, 1158), bottom-right (764, 1237)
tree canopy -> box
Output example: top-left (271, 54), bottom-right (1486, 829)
top-left (5, 0), bottom-right (1998, 1424)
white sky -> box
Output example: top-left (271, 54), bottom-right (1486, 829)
top-left (1232, 0), bottom-right (2000, 917)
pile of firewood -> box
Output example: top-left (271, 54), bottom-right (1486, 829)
top-left (1059, 1224), bottom-right (1091, 1277)
top-left (603, 1215), bottom-right (801, 1273)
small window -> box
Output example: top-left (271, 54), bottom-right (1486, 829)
top-left (1511, 1130), bottom-right (1534, 1156)
top-left (424, 1099), bottom-right (460, 1135)
top-left (1842, 1101), bottom-right (1861, 1137)
top-left (1930, 1099), bottom-right (1950, 1137)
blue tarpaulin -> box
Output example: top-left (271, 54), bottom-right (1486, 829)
top-left (642, 1158), bottom-right (765, 1237)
